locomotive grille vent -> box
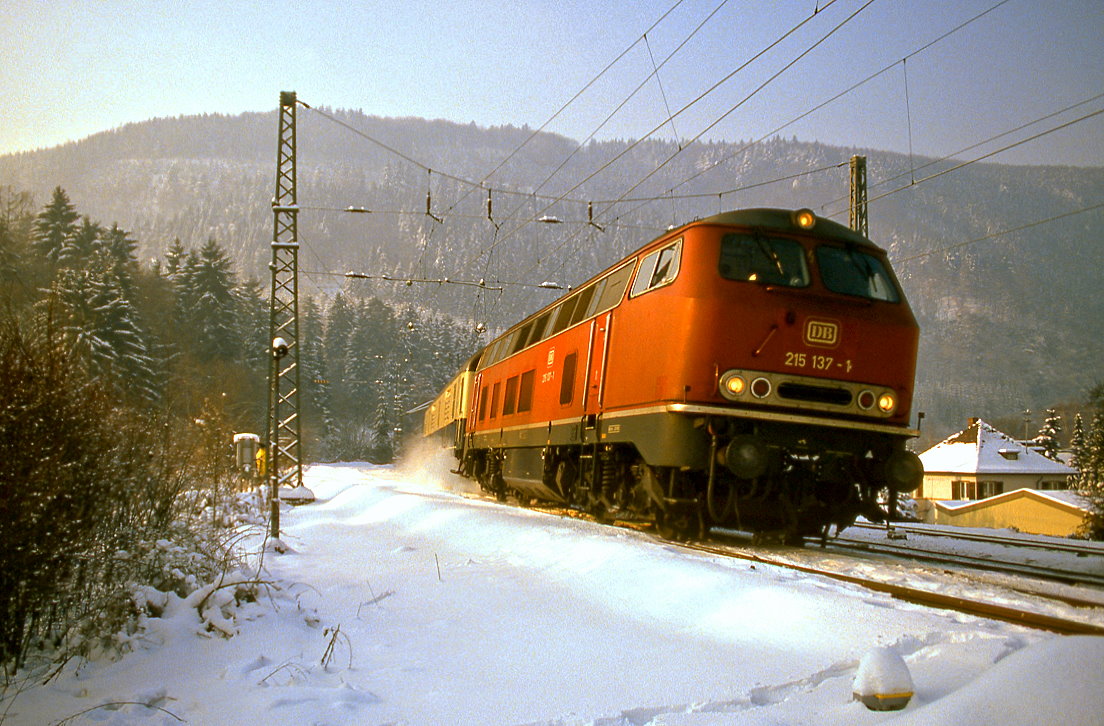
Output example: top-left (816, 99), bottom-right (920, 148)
top-left (777, 382), bottom-right (853, 406)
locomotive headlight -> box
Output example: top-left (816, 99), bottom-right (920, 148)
top-left (719, 371), bottom-right (747, 400)
top-left (877, 392), bottom-right (897, 413)
top-left (793, 208), bottom-right (816, 230)
top-left (857, 390), bottom-right (876, 410)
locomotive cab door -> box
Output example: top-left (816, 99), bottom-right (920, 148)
top-left (583, 311), bottom-right (612, 415)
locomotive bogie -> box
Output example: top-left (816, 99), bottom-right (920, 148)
top-left (426, 209), bottom-right (921, 540)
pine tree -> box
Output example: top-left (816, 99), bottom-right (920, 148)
top-left (100, 224), bottom-right (140, 292)
top-left (44, 251), bottom-right (160, 402)
top-left (1070, 414), bottom-right (1086, 487)
top-left (31, 187), bottom-right (78, 264)
top-left (1033, 409), bottom-right (1062, 460)
top-left (163, 238), bottom-right (187, 278)
top-left (177, 237), bottom-right (238, 362)
top-left (1079, 413), bottom-right (1104, 539)
top-left (233, 277), bottom-right (268, 369)
top-left (57, 216), bottom-right (102, 268)
top-left (300, 295), bottom-right (333, 455)
top-left (0, 187), bottom-right (34, 288)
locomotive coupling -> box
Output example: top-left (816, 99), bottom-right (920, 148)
top-left (721, 435), bottom-right (770, 480)
top-left (885, 450), bottom-right (923, 493)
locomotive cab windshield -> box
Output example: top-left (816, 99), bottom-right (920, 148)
top-left (719, 231), bottom-right (902, 304)
top-left (719, 232), bottom-right (809, 287)
top-left (817, 245), bottom-right (900, 302)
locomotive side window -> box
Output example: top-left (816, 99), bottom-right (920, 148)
top-left (517, 370), bottom-right (535, 412)
top-left (630, 239), bottom-right (683, 297)
top-left (559, 352), bottom-right (578, 405)
top-left (569, 285), bottom-right (597, 326)
top-left (816, 246), bottom-right (900, 303)
top-left (479, 340), bottom-right (497, 368)
top-left (487, 337), bottom-right (508, 366)
top-left (490, 382), bottom-right (501, 419)
top-left (594, 262), bottom-right (634, 311)
top-left (719, 233), bottom-right (809, 287)
top-left (503, 376), bottom-right (519, 415)
top-left (478, 385), bottom-right (489, 422)
top-left (511, 322), bottom-right (533, 354)
top-left (550, 295), bottom-right (579, 335)
top-left (529, 311), bottom-right (553, 346)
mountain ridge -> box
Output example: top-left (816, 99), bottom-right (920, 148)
top-left (2, 109), bottom-right (1101, 443)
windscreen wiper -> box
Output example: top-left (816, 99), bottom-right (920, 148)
top-left (753, 230), bottom-right (785, 277)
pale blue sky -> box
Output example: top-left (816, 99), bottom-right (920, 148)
top-left (3, 0), bottom-right (1102, 165)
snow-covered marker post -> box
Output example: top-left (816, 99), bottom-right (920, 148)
top-left (852, 646), bottom-right (914, 711)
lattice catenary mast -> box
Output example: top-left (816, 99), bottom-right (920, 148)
top-left (849, 154), bottom-right (868, 237)
top-left (266, 91), bottom-right (303, 538)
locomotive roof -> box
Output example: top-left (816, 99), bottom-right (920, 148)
top-left (477, 208), bottom-right (884, 357)
top-left (666, 207), bottom-right (879, 250)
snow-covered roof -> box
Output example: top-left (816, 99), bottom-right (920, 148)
top-left (920, 419), bottom-right (1077, 476)
top-left (933, 487), bottom-right (1091, 515)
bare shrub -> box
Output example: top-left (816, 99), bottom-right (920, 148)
top-left (0, 312), bottom-right (257, 679)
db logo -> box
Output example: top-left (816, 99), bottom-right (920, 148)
top-left (804, 318), bottom-right (840, 348)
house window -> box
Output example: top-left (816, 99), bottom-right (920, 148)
top-left (978, 480), bottom-right (1004, 498)
top-left (953, 480), bottom-right (1004, 500)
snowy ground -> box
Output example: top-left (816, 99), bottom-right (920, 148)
top-left (5, 456), bottom-right (1104, 726)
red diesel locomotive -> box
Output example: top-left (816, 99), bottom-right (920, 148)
top-left (424, 208), bottom-right (923, 540)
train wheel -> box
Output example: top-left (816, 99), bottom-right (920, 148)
top-left (655, 508), bottom-right (698, 541)
top-left (588, 493), bottom-right (611, 523)
top-left (655, 510), bottom-right (680, 540)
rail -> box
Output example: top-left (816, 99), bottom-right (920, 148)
top-left (674, 538), bottom-right (1104, 637)
top-left (851, 521), bottom-right (1104, 557)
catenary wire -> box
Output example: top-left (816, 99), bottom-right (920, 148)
top-left (822, 107), bottom-right (1104, 218)
top-left (589, 0), bottom-right (878, 222)
top-left (817, 90), bottom-right (1104, 213)
top-left (622, 0), bottom-right (1018, 215)
top-left (435, 0), bottom-right (691, 218)
top-left (473, 0), bottom-right (847, 265)
top-left (895, 201), bottom-right (1104, 264)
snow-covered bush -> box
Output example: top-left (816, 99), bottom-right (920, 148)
top-left (0, 314), bottom-right (264, 680)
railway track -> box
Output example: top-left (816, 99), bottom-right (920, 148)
top-left (489, 496), bottom-right (1104, 636)
top-left (849, 521), bottom-right (1104, 557)
top-left (822, 532), bottom-right (1104, 590)
top-left (674, 537), bottom-right (1104, 637)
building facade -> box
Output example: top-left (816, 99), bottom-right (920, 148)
top-left (915, 418), bottom-right (1084, 534)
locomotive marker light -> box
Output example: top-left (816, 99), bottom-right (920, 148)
top-left (792, 208), bottom-right (817, 230)
top-left (720, 370), bottom-right (747, 399)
